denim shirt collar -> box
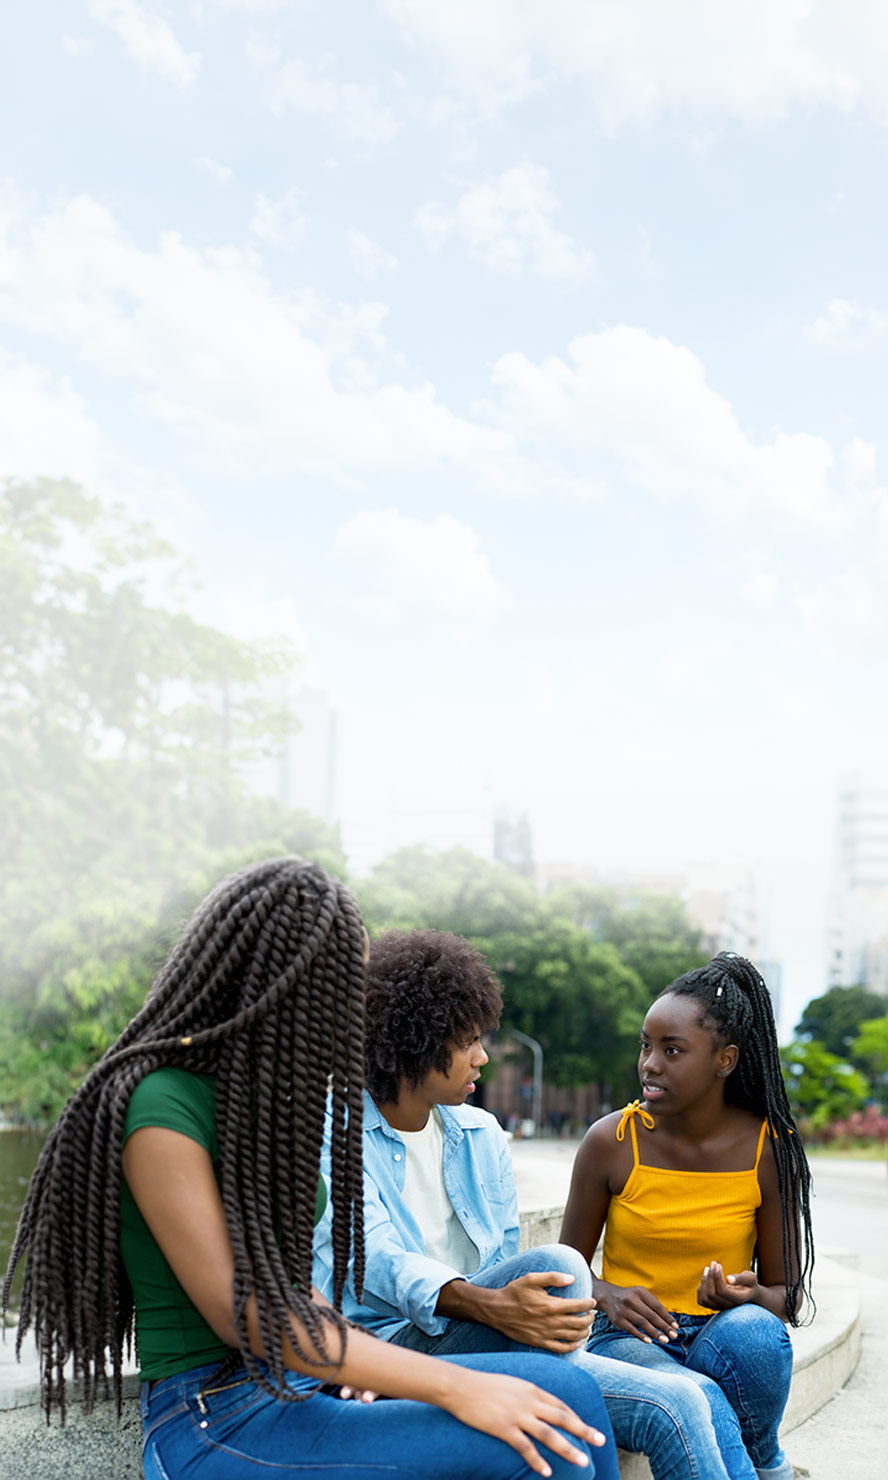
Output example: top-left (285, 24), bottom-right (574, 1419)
top-left (361, 1090), bottom-right (488, 1141)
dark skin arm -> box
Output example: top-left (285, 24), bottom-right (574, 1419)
top-left (123, 1126), bottom-right (604, 1476)
top-left (435, 1272), bottom-right (596, 1353)
top-left (560, 1118), bottom-right (678, 1346)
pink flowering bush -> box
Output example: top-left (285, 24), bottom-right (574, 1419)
top-left (812, 1105), bottom-right (888, 1148)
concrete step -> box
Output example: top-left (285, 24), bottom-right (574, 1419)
top-left (0, 1234), bottom-right (861, 1480)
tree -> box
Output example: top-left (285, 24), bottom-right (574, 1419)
top-left (356, 847), bottom-right (703, 1102)
top-left (0, 477), bottom-right (344, 1121)
top-left (850, 1014), bottom-right (888, 1106)
top-left (794, 985), bottom-right (888, 1063)
top-left (780, 1039), bottom-right (869, 1129)
top-left (355, 844), bottom-right (537, 938)
top-left (488, 920), bottom-right (646, 1099)
top-left (548, 886), bottom-right (707, 998)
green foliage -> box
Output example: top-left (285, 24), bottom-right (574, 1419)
top-left (546, 885), bottom-right (707, 997)
top-left (0, 477), bottom-right (344, 1123)
top-left (356, 847), bottom-right (704, 1100)
top-left (850, 1014), bottom-right (888, 1100)
top-left (780, 1039), bottom-right (870, 1129)
top-left (795, 984), bottom-right (888, 1063)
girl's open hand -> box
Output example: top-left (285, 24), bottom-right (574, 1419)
top-left (697, 1263), bottom-right (759, 1311)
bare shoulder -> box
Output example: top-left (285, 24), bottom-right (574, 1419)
top-left (562, 1112), bottom-right (627, 1255)
top-left (572, 1111), bottom-right (624, 1173)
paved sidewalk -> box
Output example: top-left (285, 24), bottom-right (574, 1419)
top-left (782, 1267), bottom-right (888, 1480)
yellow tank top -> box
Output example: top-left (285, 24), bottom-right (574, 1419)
top-left (601, 1101), bottom-right (768, 1316)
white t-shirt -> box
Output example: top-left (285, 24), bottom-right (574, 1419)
top-left (397, 1108), bottom-right (480, 1275)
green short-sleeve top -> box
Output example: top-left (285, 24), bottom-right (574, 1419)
top-left (120, 1066), bottom-right (327, 1381)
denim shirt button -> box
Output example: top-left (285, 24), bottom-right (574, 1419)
top-left (394, 1153), bottom-right (402, 1161)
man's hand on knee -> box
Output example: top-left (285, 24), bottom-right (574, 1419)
top-left (437, 1271), bottom-right (596, 1352)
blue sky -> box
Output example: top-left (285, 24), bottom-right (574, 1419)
top-left (2, 1), bottom-right (887, 1031)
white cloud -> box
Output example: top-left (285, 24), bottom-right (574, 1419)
top-left (383, 0), bottom-right (888, 133)
top-left (739, 570), bottom-right (780, 609)
top-left (217, 584), bottom-right (308, 654)
top-left (1, 190), bottom-right (880, 549)
top-left (485, 326), bottom-right (853, 530)
top-left (246, 41), bottom-right (401, 145)
top-left (0, 190), bottom-right (513, 487)
top-left (346, 229), bottom-right (399, 281)
top-left (249, 188), bottom-right (307, 250)
top-left (794, 570), bottom-right (884, 654)
top-left (194, 156), bottom-right (233, 184)
top-left (86, 0), bottom-right (200, 89)
top-left (415, 164), bottom-right (594, 281)
top-left (0, 352), bottom-right (106, 486)
top-left (807, 297), bottom-right (888, 345)
top-left (334, 508), bottom-right (514, 625)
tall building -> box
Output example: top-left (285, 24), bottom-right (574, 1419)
top-left (493, 806), bottom-right (534, 877)
top-left (251, 685), bottom-right (339, 825)
top-left (828, 773), bottom-right (888, 992)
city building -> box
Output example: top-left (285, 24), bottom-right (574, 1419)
top-left (827, 773), bottom-right (888, 993)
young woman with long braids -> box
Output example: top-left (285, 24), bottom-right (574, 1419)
top-left (4, 857), bottom-right (615, 1480)
top-left (561, 953), bottom-right (814, 1480)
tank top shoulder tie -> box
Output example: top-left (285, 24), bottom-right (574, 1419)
top-left (602, 1101), bottom-right (768, 1316)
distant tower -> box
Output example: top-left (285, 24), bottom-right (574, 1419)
top-left (828, 773), bottom-right (888, 992)
top-left (279, 686), bottom-right (339, 825)
top-left (493, 807), bottom-right (534, 877)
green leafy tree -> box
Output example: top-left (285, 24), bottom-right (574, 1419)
top-left (850, 1014), bottom-right (888, 1106)
top-left (795, 984), bottom-right (888, 1062)
top-left (356, 847), bottom-right (703, 1102)
top-left (0, 477), bottom-right (344, 1121)
top-left (548, 886), bottom-right (707, 997)
top-left (488, 921), bottom-right (646, 1098)
top-left (780, 1039), bottom-right (869, 1129)
top-left (355, 845), bottom-right (537, 938)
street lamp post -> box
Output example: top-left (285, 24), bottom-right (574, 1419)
top-left (506, 1028), bottom-right (543, 1136)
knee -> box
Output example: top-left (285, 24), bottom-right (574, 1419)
top-left (526, 1244), bottom-right (593, 1299)
top-left (708, 1307), bottom-right (793, 1386)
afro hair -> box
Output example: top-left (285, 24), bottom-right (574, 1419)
top-left (364, 929), bottom-right (503, 1105)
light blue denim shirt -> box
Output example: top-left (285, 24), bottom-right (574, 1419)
top-left (312, 1091), bottom-right (519, 1339)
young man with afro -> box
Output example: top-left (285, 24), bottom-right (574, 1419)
top-left (312, 929), bottom-right (755, 1480)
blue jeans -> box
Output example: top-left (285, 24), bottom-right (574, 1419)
top-left (587, 1306), bottom-right (794, 1480)
top-left (389, 1246), bottom-right (752, 1480)
top-left (140, 1349), bottom-right (614, 1480)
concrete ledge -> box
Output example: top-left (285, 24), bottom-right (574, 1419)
top-left (780, 1249), bottom-right (861, 1435)
top-left (0, 1221), bottom-right (862, 1480)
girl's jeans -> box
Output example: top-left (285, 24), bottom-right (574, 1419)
top-left (140, 1349), bottom-right (616, 1480)
top-left (587, 1306), bottom-right (794, 1480)
top-left (391, 1245), bottom-right (753, 1480)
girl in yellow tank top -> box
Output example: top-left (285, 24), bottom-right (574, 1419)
top-left (561, 953), bottom-right (815, 1480)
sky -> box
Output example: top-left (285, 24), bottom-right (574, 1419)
top-left (2, 1), bottom-right (887, 1035)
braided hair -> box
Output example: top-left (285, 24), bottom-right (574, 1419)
top-left (2, 856), bottom-right (366, 1419)
top-left (660, 951), bottom-right (814, 1323)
